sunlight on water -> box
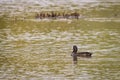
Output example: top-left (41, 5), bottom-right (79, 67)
top-left (0, 0), bottom-right (120, 80)
top-left (84, 18), bottom-right (120, 22)
top-left (0, 24), bottom-right (120, 79)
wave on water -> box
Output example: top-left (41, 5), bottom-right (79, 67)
top-left (0, 0), bottom-right (120, 16)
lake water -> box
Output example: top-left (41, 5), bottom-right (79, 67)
top-left (0, 0), bottom-right (120, 80)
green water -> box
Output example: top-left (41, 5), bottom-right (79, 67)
top-left (0, 19), bottom-right (120, 80)
top-left (0, 1), bottom-right (120, 80)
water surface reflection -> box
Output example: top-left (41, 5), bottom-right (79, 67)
top-left (0, 24), bottom-right (120, 80)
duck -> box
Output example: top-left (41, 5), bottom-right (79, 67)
top-left (71, 45), bottom-right (92, 58)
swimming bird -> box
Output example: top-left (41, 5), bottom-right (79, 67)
top-left (71, 45), bottom-right (92, 58)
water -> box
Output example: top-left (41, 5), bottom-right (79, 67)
top-left (0, 20), bottom-right (120, 80)
top-left (0, 0), bottom-right (120, 80)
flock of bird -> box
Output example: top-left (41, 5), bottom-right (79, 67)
top-left (35, 11), bottom-right (80, 19)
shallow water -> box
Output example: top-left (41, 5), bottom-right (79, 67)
top-left (0, 0), bottom-right (120, 80)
